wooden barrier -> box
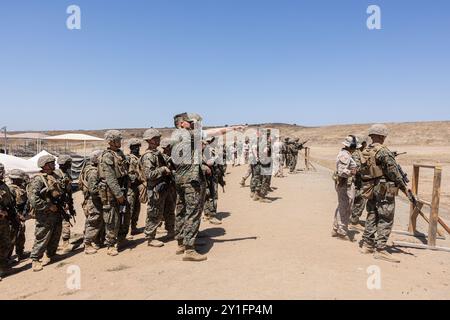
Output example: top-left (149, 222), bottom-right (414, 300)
top-left (393, 164), bottom-right (450, 253)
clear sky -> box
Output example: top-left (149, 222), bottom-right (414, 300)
top-left (1, 0), bottom-right (449, 131)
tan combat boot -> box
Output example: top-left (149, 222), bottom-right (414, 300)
top-left (60, 240), bottom-right (73, 254)
top-left (208, 217), bottom-right (222, 225)
top-left (360, 244), bottom-right (375, 254)
top-left (148, 239), bottom-right (164, 247)
top-left (32, 260), bottom-right (43, 272)
top-left (84, 244), bottom-right (98, 255)
top-left (240, 178), bottom-right (246, 187)
top-left (183, 247), bottom-right (207, 262)
top-left (374, 249), bottom-right (400, 263)
top-left (176, 240), bottom-right (185, 255)
top-left (253, 193), bottom-right (261, 201)
top-left (258, 194), bottom-right (272, 203)
top-left (92, 243), bottom-right (101, 250)
top-left (331, 229), bottom-right (339, 237)
top-left (107, 246), bottom-right (119, 257)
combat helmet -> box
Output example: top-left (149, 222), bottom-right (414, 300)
top-left (104, 130), bottom-right (123, 142)
top-left (89, 150), bottom-right (103, 165)
top-left (143, 128), bottom-right (161, 141)
top-left (8, 169), bottom-right (26, 180)
top-left (128, 138), bottom-right (142, 147)
top-left (57, 155), bottom-right (72, 166)
top-left (38, 155), bottom-right (56, 168)
top-left (368, 124), bottom-right (389, 137)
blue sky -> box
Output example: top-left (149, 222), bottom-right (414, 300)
top-left (0, 0), bottom-right (449, 131)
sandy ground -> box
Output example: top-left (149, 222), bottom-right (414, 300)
top-left (1, 163), bottom-right (450, 300)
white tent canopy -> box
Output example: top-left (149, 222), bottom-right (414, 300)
top-left (6, 132), bottom-right (50, 139)
top-left (44, 133), bottom-right (103, 141)
top-left (44, 133), bottom-right (104, 157)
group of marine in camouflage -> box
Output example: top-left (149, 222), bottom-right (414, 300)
top-left (0, 119), bottom-right (417, 281)
top-left (332, 123), bottom-right (418, 263)
top-left (0, 112), bottom-right (233, 280)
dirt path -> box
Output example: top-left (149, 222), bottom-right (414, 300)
top-left (1, 165), bottom-right (449, 300)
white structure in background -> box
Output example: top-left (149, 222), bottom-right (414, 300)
top-left (44, 133), bottom-right (104, 157)
top-left (6, 132), bottom-right (50, 154)
top-left (0, 151), bottom-right (54, 175)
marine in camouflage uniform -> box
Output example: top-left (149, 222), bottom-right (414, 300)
top-left (141, 129), bottom-right (174, 248)
top-left (122, 138), bottom-right (143, 237)
top-left (28, 155), bottom-right (64, 272)
top-left (202, 137), bottom-right (225, 225)
top-left (55, 155), bottom-right (76, 254)
top-left (81, 150), bottom-right (104, 255)
top-left (332, 136), bottom-right (358, 241)
top-left (350, 137), bottom-right (368, 225)
top-left (98, 130), bottom-right (129, 256)
top-left (7, 169), bottom-right (29, 261)
top-left (249, 130), bottom-right (272, 203)
top-left (0, 163), bottom-right (17, 280)
top-left (158, 138), bottom-right (177, 236)
top-left (360, 124), bottom-right (408, 263)
top-left (172, 113), bottom-right (207, 261)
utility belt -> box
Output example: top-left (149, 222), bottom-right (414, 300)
top-left (360, 176), bottom-right (398, 200)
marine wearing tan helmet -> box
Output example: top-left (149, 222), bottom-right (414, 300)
top-left (38, 155), bottom-right (56, 169)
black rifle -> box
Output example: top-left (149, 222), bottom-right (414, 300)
top-left (40, 188), bottom-right (73, 227)
top-left (393, 151), bottom-right (407, 157)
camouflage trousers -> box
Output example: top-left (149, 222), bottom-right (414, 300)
top-left (118, 187), bottom-right (139, 240)
top-left (242, 164), bottom-right (252, 181)
top-left (103, 203), bottom-right (120, 247)
top-left (144, 187), bottom-right (176, 240)
top-left (0, 220), bottom-right (11, 267)
top-left (204, 181), bottom-right (218, 219)
top-left (362, 182), bottom-right (396, 250)
top-left (9, 222), bottom-right (26, 257)
top-left (289, 153), bottom-right (298, 172)
top-left (332, 183), bottom-right (355, 235)
top-left (175, 181), bottom-right (206, 247)
top-left (62, 220), bottom-right (71, 242)
top-left (250, 164), bottom-right (271, 197)
top-left (350, 188), bottom-right (367, 224)
top-left (30, 211), bottom-right (63, 261)
top-left (83, 199), bottom-right (104, 246)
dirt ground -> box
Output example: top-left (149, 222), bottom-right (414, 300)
top-left (1, 163), bottom-right (449, 300)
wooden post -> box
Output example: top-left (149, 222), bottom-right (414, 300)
top-left (428, 167), bottom-right (442, 247)
top-left (408, 165), bottom-right (421, 233)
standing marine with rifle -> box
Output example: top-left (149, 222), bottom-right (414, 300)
top-left (55, 155), bottom-right (76, 254)
top-left (0, 163), bottom-right (19, 281)
top-left (359, 124), bottom-right (415, 263)
top-left (98, 130), bottom-right (129, 257)
top-left (123, 138), bottom-right (143, 237)
top-left (7, 169), bottom-right (29, 261)
top-left (28, 155), bottom-right (70, 271)
top-left (202, 136), bottom-right (225, 225)
top-left (80, 150), bottom-right (104, 255)
top-left (140, 128), bottom-right (174, 248)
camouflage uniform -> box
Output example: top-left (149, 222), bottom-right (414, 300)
top-left (80, 153), bottom-right (104, 249)
top-left (98, 133), bottom-right (128, 251)
top-left (29, 172), bottom-right (64, 262)
top-left (288, 141), bottom-right (297, 173)
top-left (332, 148), bottom-right (357, 236)
top-left (173, 126), bottom-right (207, 248)
top-left (118, 141), bottom-right (143, 238)
top-left (361, 143), bottom-right (407, 250)
top-left (0, 164), bottom-right (16, 276)
top-left (141, 147), bottom-right (175, 241)
top-left (203, 140), bottom-right (225, 223)
top-left (350, 148), bottom-right (367, 224)
top-left (55, 156), bottom-right (75, 248)
top-left (7, 171), bottom-right (28, 258)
